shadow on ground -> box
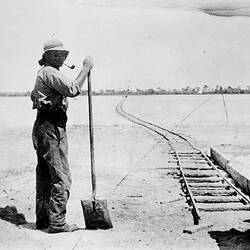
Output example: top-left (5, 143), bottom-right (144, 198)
top-left (21, 222), bottom-right (36, 230)
top-left (209, 226), bottom-right (250, 250)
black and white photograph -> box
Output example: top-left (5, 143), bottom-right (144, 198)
top-left (1, 0), bottom-right (250, 249)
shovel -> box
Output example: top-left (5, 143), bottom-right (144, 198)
top-left (81, 71), bottom-right (113, 230)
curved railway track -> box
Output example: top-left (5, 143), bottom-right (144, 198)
top-left (116, 98), bottom-right (250, 225)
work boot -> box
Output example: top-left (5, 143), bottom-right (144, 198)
top-left (36, 221), bottom-right (49, 230)
top-left (48, 223), bottom-right (79, 233)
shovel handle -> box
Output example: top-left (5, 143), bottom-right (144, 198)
top-left (87, 70), bottom-right (96, 199)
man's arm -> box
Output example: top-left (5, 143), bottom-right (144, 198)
top-left (73, 56), bottom-right (94, 90)
top-left (45, 56), bottom-right (94, 97)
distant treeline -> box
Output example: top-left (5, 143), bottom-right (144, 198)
top-left (0, 91), bottom-right (31, 97)
top-left (1, 85), bottom-right (250, 96)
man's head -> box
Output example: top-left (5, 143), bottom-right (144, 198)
top-left (39, 38), bottom-right (69, 68)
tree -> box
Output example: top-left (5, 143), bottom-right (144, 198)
top-left (202, 84), bottom-right (209, 94)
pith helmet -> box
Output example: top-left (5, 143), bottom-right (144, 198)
top-left (38, 38), bottom-right (69, 66)
top-left (43, 38), bottom-right (69, 55)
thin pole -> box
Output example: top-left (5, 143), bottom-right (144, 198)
top-left (87, 71), bottom-right (96, 200)
top-left (220, 87), bottom-right (229, 124)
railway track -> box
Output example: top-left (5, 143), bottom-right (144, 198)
top-left (116, 98), bottom-right (250, 225)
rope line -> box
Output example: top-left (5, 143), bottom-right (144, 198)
top-left (113, 92), bottom-right (229, 193)
top-left (112, 136), bottom-right (163, 193)
top-left (174, 94), bottom-right (213, 128)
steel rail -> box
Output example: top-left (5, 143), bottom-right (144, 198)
top-left (116, 98), bottom-right (250, 222)
top-left (167, 141), bottom-right (201, 224)
top-left (197, 149), bottom-right (250, 204)
top-left (116, 99), bottom-right (201, 224)
top-left (143, 115), bottom-right (250, 204)
top-left (118, 99), bottom-right (250, 204)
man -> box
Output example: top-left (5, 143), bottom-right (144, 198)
top-left (31, 38), bottom-right (94, 233)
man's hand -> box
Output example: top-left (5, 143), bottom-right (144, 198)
top-left (83, 56), bottom-right (94, 70)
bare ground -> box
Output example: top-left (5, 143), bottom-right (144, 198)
top-left (1, 124), bottom-right (250, 249)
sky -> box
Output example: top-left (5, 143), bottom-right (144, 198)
top-left (1, 0), bottom-right (250, 91)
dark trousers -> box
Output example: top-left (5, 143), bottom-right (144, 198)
top-left (32, 119), bottom-right (71, 229)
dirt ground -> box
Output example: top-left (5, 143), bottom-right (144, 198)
top-left (1, 123), bottom-right (250, 250)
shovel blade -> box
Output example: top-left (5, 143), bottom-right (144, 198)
top-left (81, 199), bottom-right (113, 230)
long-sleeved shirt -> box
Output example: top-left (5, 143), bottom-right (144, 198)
top-left (31, 66), bottom-right (81, 111)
